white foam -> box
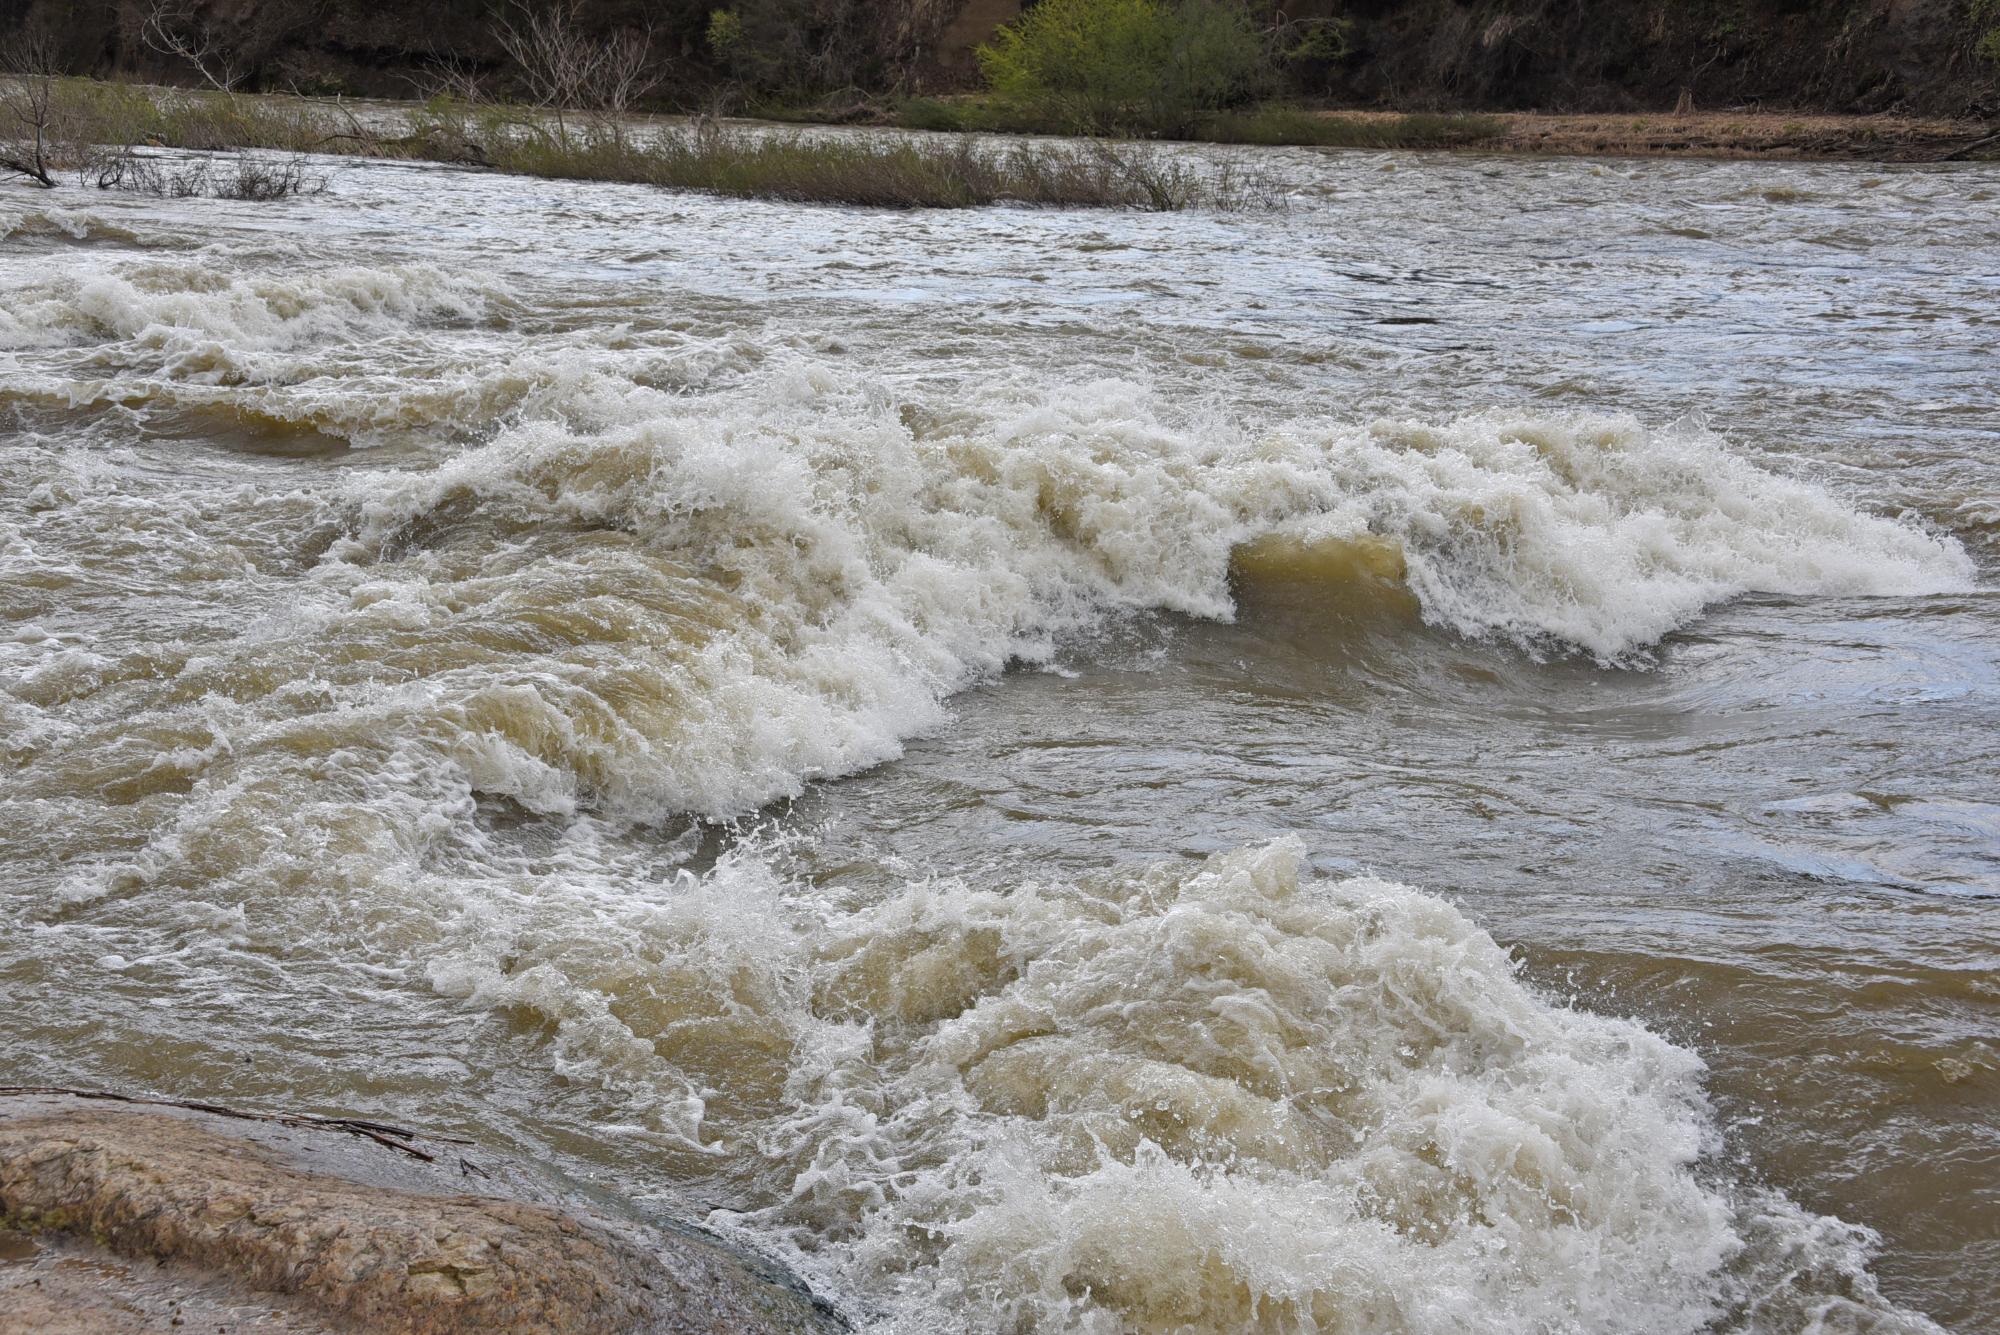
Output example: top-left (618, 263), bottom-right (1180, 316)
top-left (414, 838), bottom-right (1940, 1334)
top-left (299, 363), bottom-right (1974, 820)
top-left (5, 345), bottom-right (1973, 842)
top-left (0, 257), bottom-right (504, 372)
top-left (3, 264), bottom-right (1971, 1332)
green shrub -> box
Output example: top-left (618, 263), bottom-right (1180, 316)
top-left (706, 9), bottom-right (746, 57)
top-left (1976, 0), bottom-right (2000, 63)
top-left (894, 97), bottom-right (967, 132)
top-left (976, 0), bottom-right (1271, 137)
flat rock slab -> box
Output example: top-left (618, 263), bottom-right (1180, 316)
top-left (0, 1092), bottom-right (843, 1335)
top-left (1, 1229), bottom-right (337, 1333)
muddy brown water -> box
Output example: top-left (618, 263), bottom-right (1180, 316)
top-left (2, 142), bottom-right (1996, 1332)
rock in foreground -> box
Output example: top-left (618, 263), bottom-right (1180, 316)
top-left (0, 1091), bottom-right (842, 1335)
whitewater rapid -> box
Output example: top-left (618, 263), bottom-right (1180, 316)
top-left (4, 148), bottom-right (1994, 1332)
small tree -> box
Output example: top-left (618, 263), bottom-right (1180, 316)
top-left (141, 0), bottom-right (247, 94)
top-left (1, 36), bottom-right (62, 188)
top-left (494, 2), bottom-right (663, 142)
top-left (978, 0), bottom-right (1270, 137)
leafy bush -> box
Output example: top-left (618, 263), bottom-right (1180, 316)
top-left (1976, 0), bottom-right (2000, 63)
top-left (976, 0), bottom-right (1271, 137)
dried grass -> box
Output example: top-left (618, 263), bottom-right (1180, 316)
top-left (35, 79), bottom-right (1269, 211)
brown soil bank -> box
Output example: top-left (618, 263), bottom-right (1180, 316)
top-left (0, 1090), bottom-right (844, 1335)
top-left (1325, 109), bottom-right (2000, 161)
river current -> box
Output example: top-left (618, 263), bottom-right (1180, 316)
top-left (2, 140), bottom-right (1996, 1332)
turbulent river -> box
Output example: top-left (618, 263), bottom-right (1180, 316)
top-left (3, 139), bottom-right (1997, 1333)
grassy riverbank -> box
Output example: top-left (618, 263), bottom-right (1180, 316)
top-left (8, 78), bottom-right (1993, 217)
top-left (5, 79), bottom-right (1262, 211)
top-left (778, 96), bottom-right (2000, 162)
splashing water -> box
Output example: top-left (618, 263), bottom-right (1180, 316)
top-left (3, 145), bottom-right (1995, 1331)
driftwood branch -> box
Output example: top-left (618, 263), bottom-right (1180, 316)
top-left (0, 1086), bottom-right (475, 1163)
top-left (1938, 129), bottom-right (2000, 162)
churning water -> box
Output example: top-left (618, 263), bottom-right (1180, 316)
top-left (2, 140), bottom-right (1996, 1332)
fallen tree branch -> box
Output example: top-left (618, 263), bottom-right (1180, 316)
top-left (0, 1085), bottom-right (475, 1163)
top-left (1938, 129), bottom-right (2000, 161)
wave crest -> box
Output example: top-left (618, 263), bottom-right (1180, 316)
top-left (421, 839), bottom-right (1934, 1333)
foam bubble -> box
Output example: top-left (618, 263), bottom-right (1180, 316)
top-left (6, 376), bottom-right (1962, 1331)
top-left (413, 838), bottom-right (1939, 1333)
top-left (306, 365), bottom-right (1973, 820)
top-left (0, 257), bottom-right (505, 370)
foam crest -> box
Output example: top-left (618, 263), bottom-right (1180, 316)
top-left (318, 368), bottom-right (1972, 818)
top-left (7, 358), bottom-right (1975, 889)
top-left (0, 206), bottom-right (157, 248)
top-left (0, 258), bottom-right (505, 370)
top-left (787, 843), bottom-right (1730, 1330)
top-left (409, 839), bottom-right (1938, 1332)
top-left (1292, 415), bottom-right (1976, 661)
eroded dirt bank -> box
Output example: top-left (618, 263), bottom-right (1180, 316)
top-left (1421, 109), bottom-right (1997, 161)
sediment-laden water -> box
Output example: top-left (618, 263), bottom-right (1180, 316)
top-left (2, 141), bottom-right (1995, 1333)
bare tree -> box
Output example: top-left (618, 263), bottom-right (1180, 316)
top-left (142, 0), bottom-right (246, 95)
top-left (493, 2), bottom-right (663, 139)
top-left (409, 49), bottom-right (490, 105)
top-left (0, 35), bottom-right (62, 188)
top-left (597, 28), bottom-right (664, 118)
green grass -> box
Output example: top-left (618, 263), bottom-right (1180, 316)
top-left (882, 97), bottom-right (1507, 150)
top-left (490, 122), bottom-right (1265, 211)
top-left (28, 80), bottom-right (1267, 211)
top-left (50, 79), bottom-right (344, 155)
top-left (883, 96), bottom-right (1080, 137)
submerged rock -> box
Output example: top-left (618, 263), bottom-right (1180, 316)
top-left (0, 1091), bottom-right (843, 1335)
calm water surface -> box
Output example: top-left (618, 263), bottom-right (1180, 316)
top-left (3, 140), bottom-right (1996, 1332)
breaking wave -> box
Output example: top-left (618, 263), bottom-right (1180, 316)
top-left (425, 839), bottom-right (1939, 1334)
top-left (0, 258), bottom-right (505, 374)
top-left (306, 354), bottom-right (1971, 817)
top-left (0, 205), bottom-right (160, 249)
top-left (2, 254), bottom-right (1972, 1333)
top-left (4, 264), bottom-right (1975, 843)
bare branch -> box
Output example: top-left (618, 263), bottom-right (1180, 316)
top-left (2, 1086), bottom-right (467, 1161)
top-left (492, 2), bottom-right (666, 137)
top-left (0, 35), bottom-right (62, 188)
top-left (407, 49), bottom-right (489, 105)
top-left (141, 0), bottom-right (245, 95)
top-left (493, 2), bottom-right (594, 115)
top-left (597, 27), bottom-right (666, 117)
top-left (278, 80), bottom-right (391, 155)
